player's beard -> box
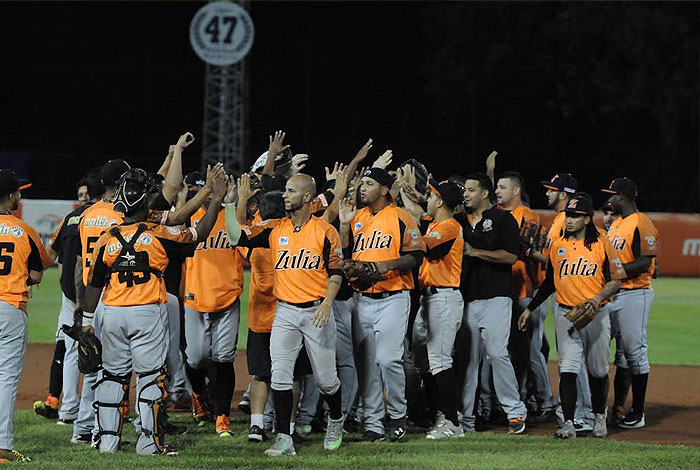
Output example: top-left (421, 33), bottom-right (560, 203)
top-left (285, 199), bottom-right (303, 213)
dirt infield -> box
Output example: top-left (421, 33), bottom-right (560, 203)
top-left (18, 344), bottom-right (700, 446)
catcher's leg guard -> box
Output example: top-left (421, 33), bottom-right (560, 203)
top-left (93, 370), bottom-right (131, 453)
top-left (135, 367), bottom-right (168, 455)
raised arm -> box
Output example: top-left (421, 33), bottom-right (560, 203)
top-left (162, 132), bottom-right (193, 204)
top-left (164, 163), bottom-right (224, 226)
top-left (264, 130), bottom-right (289, 176)
top-left (338, 197), bottom-right (357, 249)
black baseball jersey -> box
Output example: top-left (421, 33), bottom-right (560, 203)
top-left (50, 203), bottom-right (92, 302)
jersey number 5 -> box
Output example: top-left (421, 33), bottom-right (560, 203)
top-left (0, 242), bottom-right (14, 275)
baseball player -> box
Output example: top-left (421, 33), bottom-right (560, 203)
top-left (72, 159), bottom-right (130, 445)
top-left (0, 169), bottom-right (51, 463)
top-left (182, 179), bottom-right (244, 438)
top-left (602, 178), bottom-right (658, 429)
top-left (531, 173), bottom-right (596, 432)
top-left (339, 167), bottom-right (426, 442)
top-left (602, 199), bottom-right (620, 232)
top-left (34, 177), bottom-right (103, 425)
top-left (455, 172), bottom-right (528, 434)
top-left (495, 171), bottom-right (557, 419)
top-left (227, 174), bottom-right (346, 457)
top-left (406, 180), bottom-right (465, 439)
top-left (82, 168), bottom-right (226, 455)
top-left (519, 194), bottom-right (626, 439)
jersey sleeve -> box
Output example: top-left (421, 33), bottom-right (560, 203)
top-left (151, 224), bottom-right (198, 243)
top-left (398, 209), bottom-right (426, 254)
top-left (602, 236), bottom-right (627, 282)
top-left (49, 219), bottom-right (66, 254)
top-left (87, 233), bottom-right (111, 288)
top-left (238, 219), bottom-right (283, 248)
top-left (636, 217), bottom-right (658, 257)
top-left (310, 190), bottom-right (334, 214)
top-left (147, 209), bottom-right (170, 225)
top-left (424, 221), bottom-right (461, 261)
top-left (498, 212), bottom-right (520, 255)
top-left (323, 225), bottom-right (343, 277)
top-left (23, 223), bottom-right (52, 269)
top-left (419, 214), bottom-right (433, 235)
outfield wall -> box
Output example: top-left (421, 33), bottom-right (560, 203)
top-left (9, 200), bottom-right (700, 277)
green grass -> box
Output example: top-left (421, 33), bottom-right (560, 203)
top-left (542, 277), bottom-right (700, 366)
top-left (11, 411), bottom-right (700, 469)
top-left (29, 268), bottom-right (700, 365)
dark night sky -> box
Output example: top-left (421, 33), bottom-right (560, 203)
top-left (0, 1), bottom-right (698, 212)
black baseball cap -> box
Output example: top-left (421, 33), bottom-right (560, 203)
top-left (0, 169), bottom-right (31, 196)
top-left (363, 167), bottom-right (394, 188)
top-left (184, 171), bottom-right (205, 187)
top-left (100, 159), bottom-right (131, 186)
top-left (564, 194), bottom-right (594, 216)
top-left (429, 179), bottom-right (465, 210)
top-left (541, 173), bottom-right (578, 194)
top-left (602, 177), bottom-right (637, 199)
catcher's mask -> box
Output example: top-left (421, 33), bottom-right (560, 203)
top-left (113, 169), bottom-right (159, 215)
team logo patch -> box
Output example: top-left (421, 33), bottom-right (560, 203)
top-left (557, 248), bottom-right (566, 256)
top-left (428, 231), bottom-right (442, 239)
top-left (645, 236), bottom-right (656, 246)
top-left (193, 220), bottom-right (200, 228)
top-left (567, 199), bottom-right (578, 209)
top-left (354, 222), bottom-right (363, 231)
top-left (244, 228), bottom-right (251, 235)
top-left (139, 233), bottom-right (152, 245)
top-left (167, 226), bottom-right (180, 235)
top-left (614, 259), bottom-right (623, 268)
top-left (279, 236), bottom-right (289, 245)
top-left (11, 226), bottom-right (23, 237)
top-left (257, 219), bottom-right (270, 226)
top-left (408, 229), bottom-right (419, 239)
top-left (482, 219), bottom-right (493, 232)
top-left (335, 247), bottom-right (344, 259)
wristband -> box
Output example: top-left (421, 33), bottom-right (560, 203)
top-left (322, 301), bottom-right (332, 308)
top-left (82, 312), bottom-right (94, 328)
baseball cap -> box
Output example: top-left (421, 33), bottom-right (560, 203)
top-left (0, 169), bottom-right (31, 196)
top-left (541, 173), bottom-right (578, 194)
top-left (601, 177), bottom-right (637, 199)
top-left (363, 167), bottom-right (395, 188)
top-left (100, 159), bottom-right (131, 186)
top-left (564, 194), bottom-right (594, 216)
top-left (184, 171), bottom-right (205, 187)
top-left (429, 179), bottom-right (465, 209)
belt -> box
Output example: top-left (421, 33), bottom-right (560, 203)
top-left (278, 299), bottom-right (323, 309)
top-left (360, 290), bottom-right (402, 299)
top-left (618, 288), bottom-right (642, 292)
top-left (558, 303), bottom-right (573, 310)
top-left (423, 286), bottom-right (459, 296)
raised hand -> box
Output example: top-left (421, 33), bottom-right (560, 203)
top-left (333, 170), bottom-right (349, 200)
top-left (372, 150), bottom-right (393, 169)
top-left (485, 151), bottom-right (497, 173)
top-left (223, 175), bottom-right (237, 204)
top-left (176, 132), bottom-right (195, 149)
top-left (237, 173), bottom-right (260, 203)
top-left (290, 154), bottom-right (308, 174)
top-left (325, 162), bottom-right (345, 182)
top-left (353, 138), bottom-right (373, 162)
top-left (211, 164), bottom-right (227, 198)
top-left (268, 130), bottom-right (290, 157)
top-left (339, 197), bottom-right (357, 225)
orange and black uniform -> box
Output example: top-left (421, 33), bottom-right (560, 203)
top-left (78, 201), bottom-right (124, 287)
top-left (51, 204), bottom-right (91, 302)
top-left (418, 217), bottom-right (463, 289)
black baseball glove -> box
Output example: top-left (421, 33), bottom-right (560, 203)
top-left (519, 221), bottom-right (542, 258)
top-left (61, 307), bottom-right (102, 374)
top-left (342, 259), bottom-right (383, 291)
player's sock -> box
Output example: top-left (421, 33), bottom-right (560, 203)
top-left (423, 372), bottom-right (439, 420)
top-left (322, 389), bottom-right (343, 420)
top-left (272, 388), bottom-right (293, 437)
top-left (613, 366), bottom-right (631, 408)
top-left (185, 363), bottom-right (207, 396)
top-left (49, 340), bottom-right (66, 399)
top-left (559, 372), bottom-right (577, 422)
top-left (251, 413), bottom-right (264, 428)
top-left (631, 373), bottom-right (649, 415)
top-left (212, 361), bottom-right (235, 416)
top-left (289, 422), bottom-right (295, 434)
top-left (588, 375), bottom-right (609, 414)
top-left (434, 368), bottom-right (459, 426)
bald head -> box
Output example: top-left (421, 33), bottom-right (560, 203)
top-left (283, 174), bottom-right (317, 212)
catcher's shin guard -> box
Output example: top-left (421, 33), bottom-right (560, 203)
top-left (136, 367), bottom-right (168, 455)
top-left (93, 370), bottom-right (131, 453)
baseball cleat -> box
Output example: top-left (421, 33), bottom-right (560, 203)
top-left (162, 421), bottom-right (188, 436)
top-left (165, 394), bottom-right (192, 413)
top-left (34, 396), bottom-right (59, 419)
top-left (295, 424), bottom-right (312, 435)
top-left (216, 415), bottom-right (233, 437)
top-left (389, 424), bottom-right (406, 442)
top-left (618, 412), bottom-right (645, 429)
top-left (360, 430), bottom-right (386, 442)
top-left (248, 425), bottom-right (267, 442)
top-left (573, 419), bottom-right (593, 432)
top-left (555, 420), bottom-right (577, 439)
top-left (264, 433), bottom-right (296, 457)
top-left (237, 396), bottom-right (251, 415)
top-left (70, 433), bottom-right (93, 445)
top-left (57, 418), bottom-right (75, 425)
top-left (191, 393), bottom-right (211, 426)
top-left (153, 444), bottom-right (179, 456)
top-left (426, 420), bottom-right (465, 440)
top-left (324, 414), bottom-right (346, 451)
top-left (592, 412), bottom-right (608, 438)
top-left (0, 449), bottom-right (31, 462)
top-left (507, 416), bottom-right (526, 435)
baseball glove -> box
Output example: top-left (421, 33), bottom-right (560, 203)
top-left (342, 259), bottom-right (383, 291)
top-left (519, 221), bottom-right (542, 257)
top-left (61, 308), bottom-right (102, 374)
top-left (564, 299), bottom-right (600, 330)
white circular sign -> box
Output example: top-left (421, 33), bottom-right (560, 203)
top-left (189, 2), bottom-right (254, 66)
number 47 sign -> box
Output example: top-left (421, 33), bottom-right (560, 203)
top-left (190, 1), bottom-right (254, 66)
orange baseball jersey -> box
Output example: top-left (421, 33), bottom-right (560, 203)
top-left (510, 205), bottom-right (542, 298)
top-left (0, 214), bottom-right (51, 311)
top-left (418, 217), bottom-right (463, 288)
top-left (88, 223), bottom-right (197, 306)
top-left (237, 216), bottom-right (342, 304)
top-left (607, 212), bottom-right (658, 290)
top-left (350, 204), bottom-right (425, 293)
top-left (544, 211), bottom-right (566, 254)
top-left (184, 207), bottom-right (243, 313)
top-left (548, 232), bottom-right (626, 307)
top-left (245, 245), bottom-right (276, 333)
top-left (78, 201), bottom-right (123, 285)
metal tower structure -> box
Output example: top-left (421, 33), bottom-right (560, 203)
top-left (201, 1), bottom-right (250, 175)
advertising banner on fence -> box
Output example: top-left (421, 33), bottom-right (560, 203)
top-left (536, 210), bottom-right (700, 277)
top-left (12, 199), bottom-right (79, 250)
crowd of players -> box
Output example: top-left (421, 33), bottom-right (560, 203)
top-left (0, 130), bottom-right (657, 460)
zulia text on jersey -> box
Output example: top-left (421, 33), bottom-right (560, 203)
top-left (353, 230), bottom-right (393, 253)
top-left (275, 248), bottom-right (322, 270)
top-left (197, 230), bottom-right (231, 251)
top-left (558, 256), bottom-right (599, 278)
